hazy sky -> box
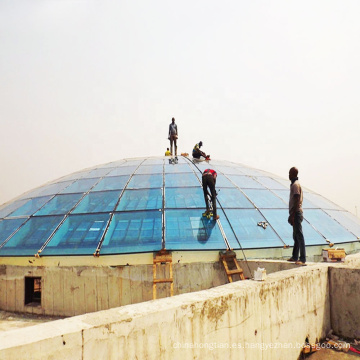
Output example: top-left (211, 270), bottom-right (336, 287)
top-left (0, 0), bottom-right (359, 215)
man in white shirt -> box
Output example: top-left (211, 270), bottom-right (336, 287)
top-left (287, 167), bottom-right (306, 265)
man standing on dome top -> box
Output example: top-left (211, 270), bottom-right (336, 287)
top-left (287, 167), bottom-right (306, 266)
top-left (202, 168), bottom-right (219, 220)
top-left (168, 117), bottom-right (178, 156)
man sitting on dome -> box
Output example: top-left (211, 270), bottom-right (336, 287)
top-left (192, 141), bottom-right (209, 160)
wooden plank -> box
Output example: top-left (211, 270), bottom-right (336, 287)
top-left (153, 278), bottom-right (173, 284)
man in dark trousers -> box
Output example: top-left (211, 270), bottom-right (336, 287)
top-left (202, 168), bottom-right (219, 220)
top-left (193, 141), bottom-right (209, 159)
top-left (168, 117), bottom-right (178, 156)
top-left (287, 167), bottom-right (306, 265)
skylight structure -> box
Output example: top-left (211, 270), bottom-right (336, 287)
top-left (0, 156), bottom-right (359, 257)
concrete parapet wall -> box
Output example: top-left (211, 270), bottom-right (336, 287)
top-left (329, 266), bottom-right (360, 339)
top-left (0, 259), bottom-right (301, 317)
top-left (0, 264), bottom-right (330, 360)
top-left (0, 262), bottom-right (229, 316)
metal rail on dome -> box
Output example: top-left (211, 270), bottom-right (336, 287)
top-left (93, 159), bottom-right (147, 257)
top-left (186, 157), bottom-right (290, 250)
top-left (184, 156), bottom-right (231, 250)
top-left (184, 156), bottom-right (252, 276)
top-left (218, 172), bottom-right (289, 249)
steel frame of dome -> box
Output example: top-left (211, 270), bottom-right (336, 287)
top-left (0, 156), bottom-right (360, 259)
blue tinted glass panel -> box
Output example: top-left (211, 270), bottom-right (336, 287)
top-left (92, 175), bottom-right (130, 192)
top-left (122, 160), bottom-right (142, 166)
top-left (101, 160), bottom-right (125, 168)
top-left (217, 188), bottom-right (254, 209)
top-left (216, 176), bottom-right (236, 188)
top-left (127, 174), bottom-right (162, 189)
top-left (165, 188), bottom-right (204, 208)
top-left (0, 199), bottom-right (28, 219)
top-left (136, 165), bottom-right (163, 174)
top-left (243, 189), bottom-right (287, 209)
top-left (227, 175), bottom-right (265, 189)
top-left (164, 164), bottom-right (192, 173)
top-left (255, 177), bottom-right (287, 190)
top-left (305, 210), bottom-right (357, 243)
top-left (101, 211), bottom-right (162, 254)
top-left (271, 189), bottom-right (289, 203)
top-left (117, 189), bottom-right (162, 211)
top-left (61, 178), bottom-right (99, 194)
top-left (223, 209), bottom-right (283, 248)
top-left (304, 193), bottom-right (342, 210)
top-left (212, 166), bottom-right (244, 175)
top-left (205, 160), bottom-right (231, 166)
top-left (165, 209), bottom-right (229, 250)
top-left (107, 166), bottom-right (138, 177)
top-left (273, 178), bottom-right (290, 188)
top-left (35, 194), bottom-right (83, 216)
top-left (142, 159), bottom-right (164, 165)
top-left (261, 209), bottom-right (326, 246)
top-left (24, 181), bottom-right (74, 198)
top-left (0, 218), bottom-right (27, 245)
top-left (237, 167), bottom-right (266, 176)
top-left (0, 216), bottom-right (63, 256)
top-left (188, 162), bottom-right (213, 173)
top-left (41, 214), bottom-right (110, 255)
top-left (82, 168), bottom-right (111, 178)
top-left (176, 157), bottom-right (187, 164)
top-left (165, 173), bottom-right (199, 187)
top-left (8, 196), bottom-right (52, 217)
top-left (272, 190), bottom-right (316, 209)
top-left (72, 191), bottom-right (121, 214)
top-left (325, 210), bottom-right (360, 238)
top-left (57, 170), bottom-right (88, 182)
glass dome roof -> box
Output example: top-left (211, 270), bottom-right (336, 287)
top-left (0, 156), bottom-right (359, 257)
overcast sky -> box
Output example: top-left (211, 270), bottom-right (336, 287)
top-left (0, 0), bottom-right (359, 215)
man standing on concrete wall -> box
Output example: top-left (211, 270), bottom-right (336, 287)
top-left (168, 117), bottom-right (178, 156)
top-left (287, 167), bottom-right (306, 265)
